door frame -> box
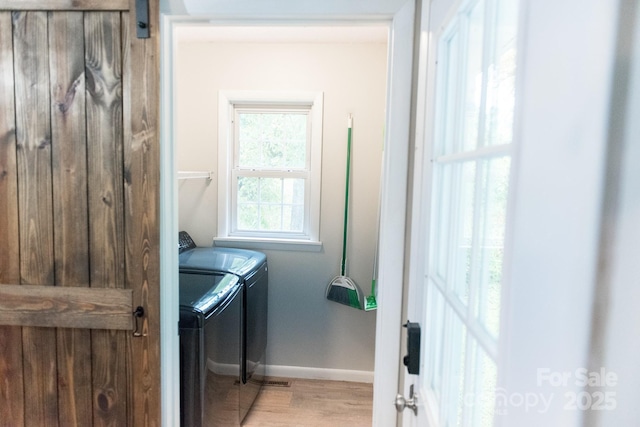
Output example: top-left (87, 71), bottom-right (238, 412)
top-left (402, 0), bottom-right (436, 423)
top-left (159, 1), bottom-right (416, 426)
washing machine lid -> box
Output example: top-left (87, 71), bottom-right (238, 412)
top-left (179, 247), bottom-right (266, 279)
top-left (179, 272), bottom-right (239, 317)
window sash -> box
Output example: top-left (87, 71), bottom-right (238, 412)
top-left (230, 169), bottom-right (311, 238)
top-left (230, 107), bottom-right (312, 239)
top-left (217, 91), bottom-right (323, 245)
top-left (233, 107), bottom-right (312, 171)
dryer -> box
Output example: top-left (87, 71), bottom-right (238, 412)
top-left (179, 232), bottom-right (268, 424)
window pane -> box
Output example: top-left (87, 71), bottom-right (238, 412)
top-left (445, 310), bottom-right (468, 427)
top-left (452, 161), bottom-right (476, 304)
top-left (237, 177), bottom-right (305, 233)
top-left (238, 112), bottom-right (308, 169)
top-left (484, 0), bottom-right (518, 146)
top-left (283, 179), bottom-right (305, 232)
top-left (426, 283), bottom-right (446, 402)
top-left (477, 157), bottom-right (510, 337)
top-left (283, 204), bottom-right (304, 232)
top-left (432, 164), bottom-right (453, 282)
top-left (237, 176), bottom-right (259, 203)
top-left (435, 28), bottom-right (461, 157)
top-left (473, 345), bottom-right (497, 427)
top-left (283, 178), bottom-right (305, 205)
top-left (260, 205), bottom-right (282, 230)
top-left (237, 203), bottom-right (259, 230)
top-left (461, 0), bottom-right (485, 152)
top-left (260, 177), bottom-right (281, 204)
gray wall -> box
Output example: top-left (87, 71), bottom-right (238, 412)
top-left (175, 36), bottom-right (387, 372)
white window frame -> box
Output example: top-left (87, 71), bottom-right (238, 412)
top-left (216, 91), bottom-right (323, 251)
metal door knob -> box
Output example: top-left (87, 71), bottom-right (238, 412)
top-left (394, 393), bottom-right (418, 415)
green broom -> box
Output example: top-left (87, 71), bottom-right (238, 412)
top-left (326, 115), bottom-right (362, 310)
top-left (364, 242), bottom-right (378, 311)
top-left (364, 175), bottom-right (380, 311)
top-left (364, 139), bottom-right (383, 312)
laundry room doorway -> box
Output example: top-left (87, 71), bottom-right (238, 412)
top-left (160, 3), bottom-right (415, 425)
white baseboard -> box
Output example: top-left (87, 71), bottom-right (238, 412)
top-left (265, 365), bottom-right (374, 384)
top-left (205, 359), bottom-right (374, 383)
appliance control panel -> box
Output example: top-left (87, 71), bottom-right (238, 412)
top-left (178, 231), bottom-right (197, 253)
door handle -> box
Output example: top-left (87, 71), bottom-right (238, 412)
top-left (132, 306), bottom-right (147, 337)
top-left (394, 384), bottom-right (418, 415)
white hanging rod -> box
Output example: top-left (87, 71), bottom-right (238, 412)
top-left (177, 171), bottom-right (214, 181)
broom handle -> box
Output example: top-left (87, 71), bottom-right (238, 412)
top-left (341, 115), bottom-right (353, 276)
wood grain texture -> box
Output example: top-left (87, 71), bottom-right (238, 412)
top-left (0, 285), bottom-right (134, 329)
top-left (49, 11), bottom-right (93, 427)
top-left (0, 0), bottom-right (128, 10)
top-left (85, 11), bottom-right (128, 427)
top-left (242, 378), bottom-right (374, 427)
top-left (122, 16), bottom-right (136, 426)
top-left (12, 11), bottom-right (58, 427)
top-left (0, 11), bottom-right (25, 427)
top-left (1, 3), bottom-right (162, 426)
top-left (0, 11), bottom-right (19, 291)
top-left (123, 2), bottom-right (162, 425)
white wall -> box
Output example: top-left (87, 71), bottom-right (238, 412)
top-left (175, 36), bottom-right (388, 373)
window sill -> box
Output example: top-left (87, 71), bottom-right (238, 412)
top-left (213, 236), bottom-right (323, 252)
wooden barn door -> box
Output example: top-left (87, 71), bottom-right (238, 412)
top-left (0, 1), bottom-right (160, 426)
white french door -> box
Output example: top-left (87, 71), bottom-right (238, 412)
top-left (405, 0), bottom-right (519, 425)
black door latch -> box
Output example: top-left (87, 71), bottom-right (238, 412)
top-left (403, 321), bottom-right (421, 375)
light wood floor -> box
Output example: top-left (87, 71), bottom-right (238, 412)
top-left (242, 378), bottom-right (373, 427)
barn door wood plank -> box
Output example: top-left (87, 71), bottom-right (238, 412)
top-left (85, 11), bottom-right (129, 426)
top-left (0, 0), bottom-right (128, 10)
top-left (123, 2), bottom-right (161, 424)
top-left (13, 11), bottom-right (58, 427)
top-left (0, 11), bottom-right (25, 427)
top-left (121, 14), bottom-right (136, 426)
top-left (49, 11), bottom-right (94, 427)
top-left (0, 285), bottom-right (134, 330)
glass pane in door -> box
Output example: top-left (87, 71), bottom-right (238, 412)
top-left (435, 27), bottom-right (461, 157)
top-left (476, 157), bottom-right (510, 337)
top-left (446, 309), bottom-right (468, 426)
top-left (461, 0), bottom-right (486, 152)
top-left (433, 164), bottom-right (453, 282)
top-left (474, 345), bottom-right (498, 427)
top-left (484, 0), bottom-right (519, 147)
top-left (426, 282), bottom-right (446, 400)
top-left (420, 0), bottom-right (519, 425)
top-left (452, 161), bottom-right (476, 305)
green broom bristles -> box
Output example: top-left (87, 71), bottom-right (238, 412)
top-left (326, 276), bottom-right (362, 310)
top-left (364, 277), bottom-right (377, 311)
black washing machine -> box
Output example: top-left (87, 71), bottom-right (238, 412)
top-left (179, 271), bottom-right (242, 427)
top-left (179, 231), bottom-right (268, 425)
